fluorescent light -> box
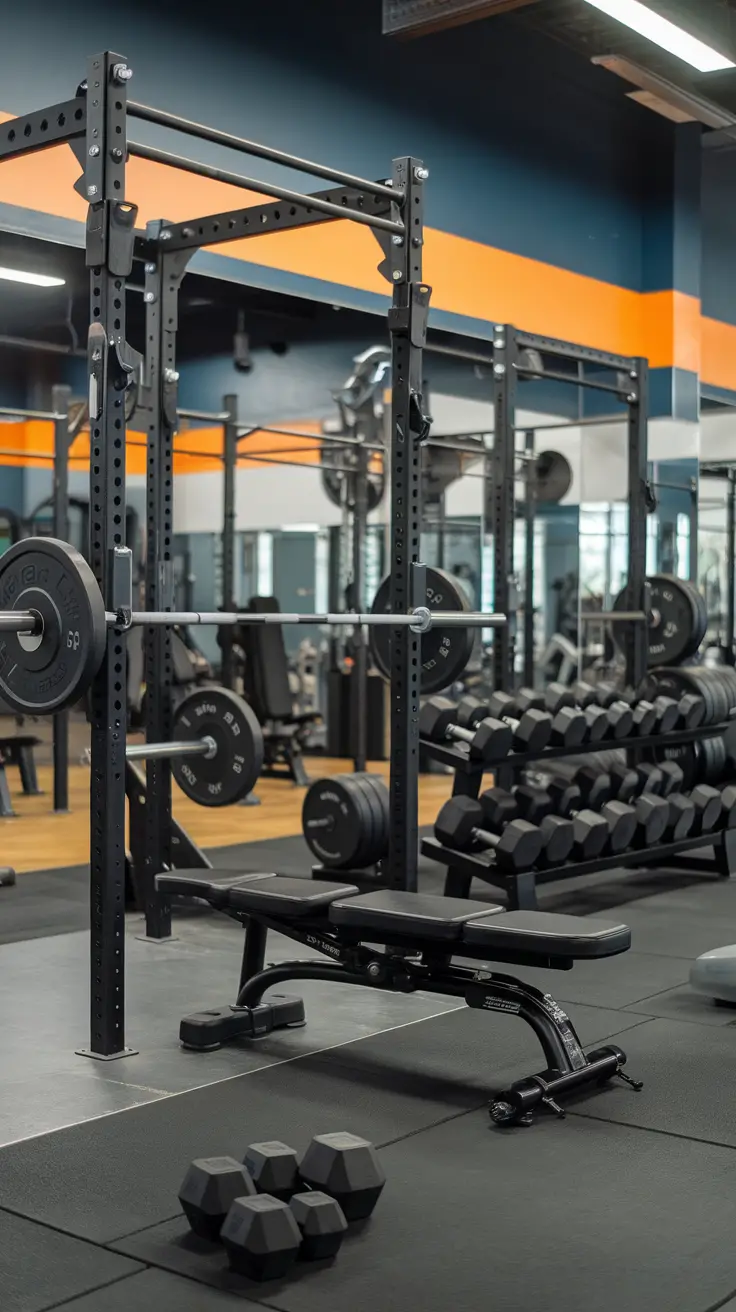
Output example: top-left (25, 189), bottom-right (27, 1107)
top-left (584, 0), bottom-right (734, 73)
top-left (0, 266), bottom-right (65, 288)
top-left (279, 523), bottom-right (321, 533)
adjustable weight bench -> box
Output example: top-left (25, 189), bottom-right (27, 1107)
top-left (156, 873), bottom-right (642, 1126)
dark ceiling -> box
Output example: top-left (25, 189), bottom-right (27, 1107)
top-left (518, 1), bottom-right (736, 111)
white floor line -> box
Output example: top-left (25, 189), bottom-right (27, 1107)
top-left (0, 1002), bottom-right (465, 1151)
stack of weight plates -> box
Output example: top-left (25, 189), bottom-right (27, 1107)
top-left (302, 773), bottom-right (390, 869)
top-left (641, 666), bottom-right (736, 788)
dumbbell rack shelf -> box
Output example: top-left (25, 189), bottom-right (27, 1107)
top-left (421, 720), bottom-right (732, 796)
top-left (422, 827), bottom-right (736, 911)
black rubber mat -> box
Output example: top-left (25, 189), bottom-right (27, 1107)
top-left (114, 1110), bottom-right (736, 1312)
top-left (0, 1208), bottom-right (141, 1312)
top-left (0, 1002), bottom-right (644, 1243)
top-left (57, 1268), bottom-right (262, 1310)
top-left (0, 865), bottom-right (90, 945)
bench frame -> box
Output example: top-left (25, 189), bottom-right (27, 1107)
top-left (172, 891), bottom-right (641, 1127)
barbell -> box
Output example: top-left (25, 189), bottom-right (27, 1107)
top-left (126, 687), bottom-right (264, 806)
top-left (0, 538), bottom-right (506, 715)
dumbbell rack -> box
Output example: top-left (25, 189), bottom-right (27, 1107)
top-left (420, 721), bottom-right (736, 910)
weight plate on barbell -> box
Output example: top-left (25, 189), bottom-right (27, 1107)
top-left (0, 536), bottom-right (106, 714)
top-left (171, 687), bottom-right (263, 807)
top-left (369, 566), bottom-right (474, 695)
top-left (320, 446), bottom-right (385, 513)
top-left (615, 576), bottom-right (704, 667)
top-left (302, 774), bottom-right (372, 869)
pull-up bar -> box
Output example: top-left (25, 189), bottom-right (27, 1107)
top-left (128, 143), bottom-right (405, 237)
top-left (127, 101), bottom-right (401, 204)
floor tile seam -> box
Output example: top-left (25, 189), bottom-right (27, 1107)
top-left (36, 1268), bottom-right (149, 1312)
top-left (566, 1107), bottom-right (736, 1153)
top-left (0, 1003), bottom-right (467, 1151)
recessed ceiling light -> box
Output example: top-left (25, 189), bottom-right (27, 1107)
top-left (0, 267), bottom-right (65, 287)
top-left (583, 0), bottom-right (735, 73)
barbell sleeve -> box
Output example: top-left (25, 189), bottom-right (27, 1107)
top-left (126, 736), bottom-right (217, 762)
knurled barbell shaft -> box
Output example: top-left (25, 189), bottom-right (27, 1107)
top-left (126, 736), bottom-right (216, 762)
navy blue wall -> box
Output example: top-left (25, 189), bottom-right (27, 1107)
top-left (702, 147), bottom-right (736, 327)
top-left (0, 0), bottom-right (672, 291)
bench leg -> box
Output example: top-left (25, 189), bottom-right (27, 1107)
top-left (238, 918), bottom-right (268, 992)
top-left (464, 972), bottom-right (642, 1125)
top-left (0, 765), bottom-right (16, 817)
top-left (17, 745), bottom-right (42, 796)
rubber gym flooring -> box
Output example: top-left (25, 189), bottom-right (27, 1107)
top-left (2, 852), bottom-right (736, 1310)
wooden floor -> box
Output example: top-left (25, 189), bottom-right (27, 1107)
top-left (1, 756), bottom-right (454, 875)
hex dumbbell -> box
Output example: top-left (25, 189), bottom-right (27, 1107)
top-left (434, 796), bottom-right (543, 872)
top-left (484, 691), bottom-right (553, 753)
top-left (480, 787), bottom-right (575, 869)
top-left (689, 784), bottom-right (722, 836)
top-left (419, 696), bottom-right (512, 763)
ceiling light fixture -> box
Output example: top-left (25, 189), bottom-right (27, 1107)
top-left (583, 0), bottom-right (734, 73)
top-left (0, 266), bottom-right (65, 288)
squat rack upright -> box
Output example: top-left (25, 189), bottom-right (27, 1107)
top-left (0, 51), bottom-right (433, 1058)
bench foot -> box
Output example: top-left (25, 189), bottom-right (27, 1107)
top-left (489, 1044), bottom-right (642, 1127)
top-left (180, 994), bottom-right (306, 1051)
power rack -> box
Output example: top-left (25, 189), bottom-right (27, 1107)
top-left (1, 51), bottom-right (433, 1059)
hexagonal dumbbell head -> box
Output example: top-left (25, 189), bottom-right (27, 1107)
top-left (536, 814), bottom-right (574, 868)
top-left (632, 794), bottom-right (669, 845)
top-left (607, 701), bottom-right (634, 739)
top-left (514, 783), bottom-right (553, 825)
top-left (244, 1142), bottom-right (300, 1201)
top-left (456, 696), bottom-right (489, 730)
top-left (679, 693), bottom-right (704, 730)
top-left (651, 696), bottom-right (679, 734)
top-left (545, 681), bottom-right (574, 713)
top-left (608, 762), bottom-right (638, 802)
top-left (631, 700), bottom-right (657, 736)
top-left (495, 819), bottom-right (544, 872)
top-left (221, 1194), bottom-right (301, 1281)
top-left (179, 1156), bottom-right (257, 1241)
top-left (419, 698), bottom-right (457, 744)
top-left (690, 784), bottom-right (722, 835)
top-left (289, 1191), bottom-right (348, 1261)
top-left (666, 793), bottom-right (695, 840)
top-left (573, 764), bottom-right (612, 809)
top-left (720, 785), bottom-right (736, 829)
top-left (571, 810), bottom-right (609, 860)
top-left (435, 796), bottom-right (479, 849)
top-left (547, 778), bottom-right (581, 818)
top-left (515, 686), bottom-right (544, 714)
top-left (635, 762), bottom-right (663, 795)
top-left (601, 800), bottom-right (637, 854)
top-left (659, 761), bottom-right (684, 797)
top-left (571, 680), bottom-right (598, 709)
top-left (514, 710), bottom-right (552, 752)
top-left (472, 717), bottom-right (514, 763)
top-left (584, 705), bottom-right (609, 743)
top-left (479, 787), bottom-right (518, 830)
top-left (550, 706), bottom-right (586, 747)
top-left (299, 1132), bottom-right (386, 1222)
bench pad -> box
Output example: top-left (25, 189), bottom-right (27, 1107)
top-left (329, 889), bottom-right (503, 940)
top-left (462, 910), bottom-right (631, 958)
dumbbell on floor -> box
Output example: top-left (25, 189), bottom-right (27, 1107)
top-left (480, 786), bottom-right (575, 869)
top-left (435, 795), bottom-right (543, 871)
top-left (420, 696), bottom-right (512, 764)
top-left (222, 1192), bottom-right (347, 1278)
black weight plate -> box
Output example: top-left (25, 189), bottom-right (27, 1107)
top-left (534, 450), bottom-right (572, 504)
top-left (369, 566), bottom-right (474, 695)
top-left (687, 581), bottom-right (708, 658)
top-left (302, 775), bottom-right (368, 868)
top-left (171, 687), bottom-right (263, 807)
top-left (640, 667), bottom-right (705, 720)
top-left (320, 447), bottom-right (385, 512)
top-left (701, 735), bottom-right (727, 785)
top-left (708, 667), bottom-right (731, 725)
top-left (359, 772), bottom-right (390, 864)
top-left (343, 774), bottom-right (376, 869)
top-left (0, 536), bottom-right (106, 714)
top-left (615, 575), bottom-right (701, 667)
top-left (352, 772), bottom-right (385, 866)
